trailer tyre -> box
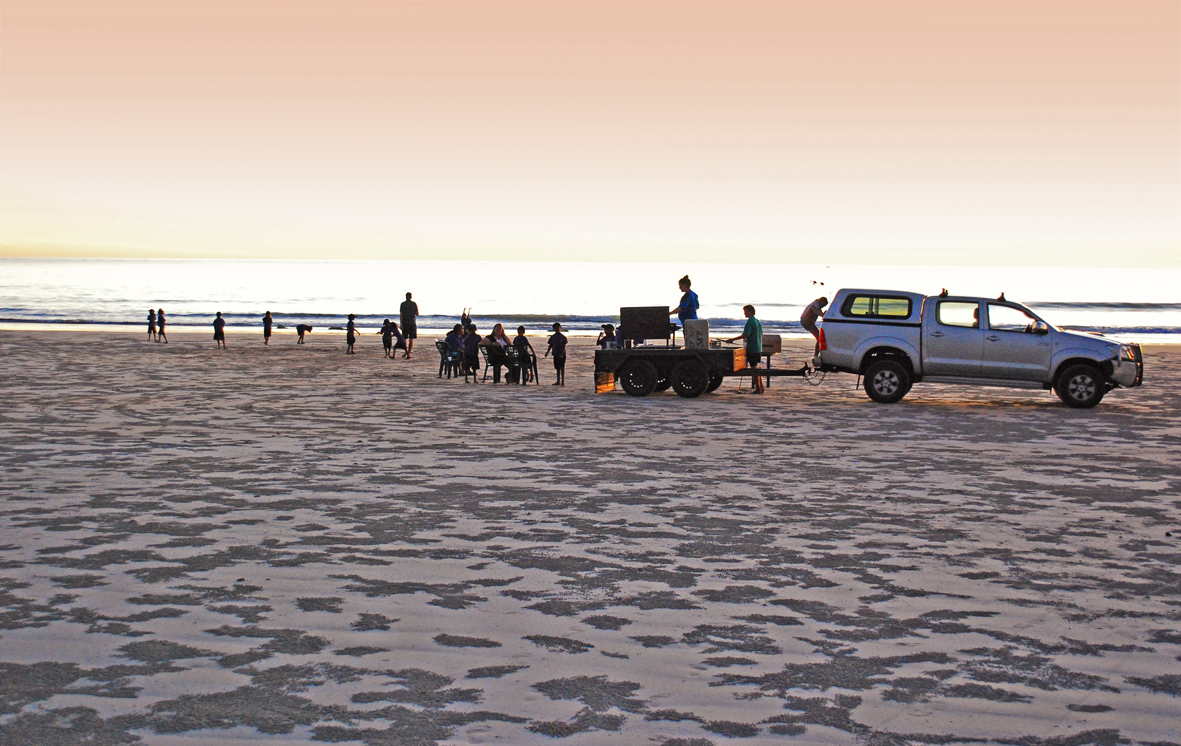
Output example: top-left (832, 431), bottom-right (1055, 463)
top-left (1055, 364), bottom-right (1105, 408)
top-left (619, 359), bottom-right (658, 397)
top-left (671, 360), bottom-right (709, 398)
top-left (864, 360), bottom-right (910, 403)
top-left (705, 373), bottom-right (724, 393)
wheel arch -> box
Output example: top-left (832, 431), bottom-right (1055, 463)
top-left (856, 342), bottom-right (919, 376)
top-left (1050, 352), bottom-right (1107, 386)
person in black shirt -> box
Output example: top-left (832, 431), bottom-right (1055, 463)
top-left (213, 312), bottom-right (227, 349)
top-left (513, 326), bottom-right (535, 384)
top-left (545, 322), bottom-right (568, 386)
top-left (147, 309), bottom-right (156, 342)
top-left (400, 293), bottom-right (419, 358)
top-left (156, 309), bottom-right (167, 343)
top-left (263, 311), bottom-right (273, 345)
top-left (378, 319), bottom-right (394, 357)
top-left (296, 324), bottom-right (312, 343)
top-left (345, 314), bottom-right (357, 354)
top-left (462, 324), bottom-right (481, 380)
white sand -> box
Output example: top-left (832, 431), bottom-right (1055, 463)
top-left (0, 329), bottom-right (1178, 745)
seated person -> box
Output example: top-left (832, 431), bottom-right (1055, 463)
top-left (445, 324), bottom-right (464, 352)
top-left (597, 323), bottom-right (617, 349)
top-left (482, 323), bottom-right (512, 382)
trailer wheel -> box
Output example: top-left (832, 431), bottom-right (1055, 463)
top-left (619, 359), bottom-right (658, 397)
top-left (1055, 364), bottom-right (1105, 408)
top-left (705, 373), bottom-right (724, 393)
top-left (671, 360), bottom-right (709, 398)
top-left (864, 360), bottom-right (910, 403)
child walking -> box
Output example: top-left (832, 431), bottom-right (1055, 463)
top-left (545, 322), bottom-right (568, 386)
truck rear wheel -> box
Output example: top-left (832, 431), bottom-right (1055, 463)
top-left (864, 360), bottom-right (911, 403)
top-left (619, 359), bottom-right (658, 397)
top-left (671, 360), bottom-right (709, 398)
top-left (1055, 364), bottom-right (1105, 408)
top-left (705, 373), bottom-right (724, 393)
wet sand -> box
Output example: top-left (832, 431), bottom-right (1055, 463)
top-left (1, 329), bottom-right (1178, 745)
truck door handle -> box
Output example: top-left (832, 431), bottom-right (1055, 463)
top-left (986, 335), bottom-right (999, 341)
top-left (930, 331), bottom-right (944, 338)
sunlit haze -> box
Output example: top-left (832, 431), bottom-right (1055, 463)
top-left (1, 1), bottom-right (1178, 266)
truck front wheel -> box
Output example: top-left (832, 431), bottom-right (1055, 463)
top-left (619, 359), bottom-right (658, 397)
top-left (1055, 364), bottom-right (1105, 408)
top-left (864, 360), bottom-right (911, 403)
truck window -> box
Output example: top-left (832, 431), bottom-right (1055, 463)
top-left (988, 304), bottom-right (1037, 332)
top-left (937, 301), bottom-right (979, 328)
top-left (841, 295), bottom-right (912, 319)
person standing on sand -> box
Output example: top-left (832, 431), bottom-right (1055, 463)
top-left (379, 319), bottom-right (394, 358)
top-left (147, 309), bottom-right (157, 342)
top-left (800, 296), bottom-right (827, 357)
top-left (345, 314), bottom-right (357, 354)
top-left (545, 322), bottom-right (568, 386)
top-left (513, 326), bottom-right (535, 384)
top-left (727, 304), bottom-right (764, 394)
top-left (296, 324), bottom-right (312, 343)
top-left (400, 293), bottom-right (419, 358)
top-left (156, 309), bottom-right (167, 343)
top-left (462, 324), bottom-right (481, 380)
top-left (213, 312), bottom-right (227, 349)
top-left (263, 311), bottom-right (273, 345)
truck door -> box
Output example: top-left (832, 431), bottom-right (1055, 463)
top-left (923, 300), bottom-right (983, 375)
top-left (981, 303), bottom-right (1051, 380)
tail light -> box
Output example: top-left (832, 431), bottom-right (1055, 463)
top-left (817, 328), bottom-right (827, 351)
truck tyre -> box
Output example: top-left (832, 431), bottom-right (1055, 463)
top-left (705, 373), bottom-right (724, 393)
top-left (619, 359), bottom-right (658, 397)
top-left (671, 360), bottom-right (709, 398)
top-left (1055, 364), bottom-right (1105, 408)
top-left (864, 360), bottom-right (910, 403)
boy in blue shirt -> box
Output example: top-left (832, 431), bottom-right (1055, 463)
top-left (727, 304), bottom-right (763, 394)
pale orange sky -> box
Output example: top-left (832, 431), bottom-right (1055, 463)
top-left (1, 1), bottom-right (1178, 265)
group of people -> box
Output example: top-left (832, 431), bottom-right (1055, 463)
top-left (442, 317), bottom-right (569, 385)
top-left (152, 277), bottom-right (830, 394)
top-left (146, 309), bottom-right (168, 343)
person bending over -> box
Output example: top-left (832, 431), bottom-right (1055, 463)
top-left (800, 297), bottom-right (827, 357)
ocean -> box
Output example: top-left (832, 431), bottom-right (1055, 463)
top-left (1, 258), bottom-right (1179, 342)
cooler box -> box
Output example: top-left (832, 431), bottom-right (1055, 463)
top-left (683, 319), bottom-right (709, 349)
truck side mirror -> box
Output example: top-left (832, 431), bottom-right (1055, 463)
top-left (1033, 321), bottom-right (1049, 335)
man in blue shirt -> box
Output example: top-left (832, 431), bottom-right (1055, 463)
top-left (669, 275), bottom-right (699, 324)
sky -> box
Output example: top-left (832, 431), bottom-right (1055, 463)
top-left (1, 1), bottom-right (1178, 266)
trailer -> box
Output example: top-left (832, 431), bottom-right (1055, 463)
top-left (594, 306), bottom-right (807, 398)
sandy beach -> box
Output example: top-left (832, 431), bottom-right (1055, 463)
top-left (1, 328), bottom-right (1178, 745)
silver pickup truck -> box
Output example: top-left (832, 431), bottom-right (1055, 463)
top-left (817, 289), bottom-right (1143, 408)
